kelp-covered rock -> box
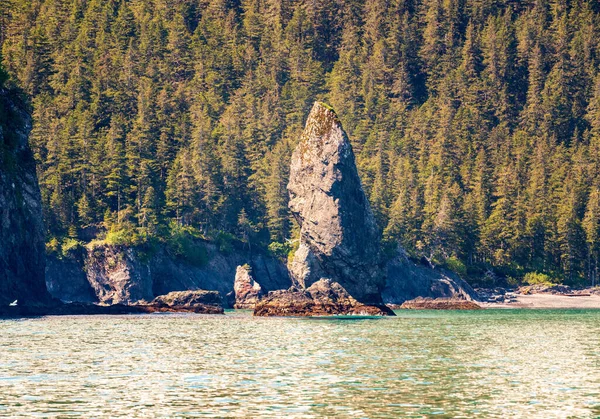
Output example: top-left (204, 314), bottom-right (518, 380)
top-left (0, 87), bottom-right (50, 306)
top-left (233, 264), bottom-right (263, 309)
top-left (287, 102), bottom-right (385, 305)
top-left (254, 279), bottom-right (394, 317)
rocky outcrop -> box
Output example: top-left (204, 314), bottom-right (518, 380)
top-left (287, 242), bottom-right (325, 289)
top-left (286, 102), bottom-right (386, 305)
top-left (148, 290), bottom-right (224, 314)
top-left (399, 297), bottom-right (482, 310)
top-left (233, 265), bottom-right (263, 309)
top-left (383, 249), bottom-right (479, 304)
top-left (85, 245), bottom-right (153, 304)
top-left (46, 241), bottom-right (291, 306)
top-left (254, 279), bottom-right (394, 317)
top-left (0, 87), bottom-right (50, 306)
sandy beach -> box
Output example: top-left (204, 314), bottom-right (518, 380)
top-left (481, 293), bottom-right (600, 309)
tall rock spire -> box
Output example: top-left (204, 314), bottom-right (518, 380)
top-left (287, 102), bottom-right (385, 304)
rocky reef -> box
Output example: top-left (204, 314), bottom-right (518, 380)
top-left (0, 87), bottom-right (51, 307)
top-left (255, 279), bottom-right (394, 317)
top-left (399, 297), bottom-right (482, 310)
top-left (148, 290), bottom-right (224, 314)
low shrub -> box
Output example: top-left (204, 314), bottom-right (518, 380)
top-left (166, 224), bottom-right (208, 267)
top-left (523, 271), bottom-right (559, 286)
top-left (445, 256), bottom-right (467, 277)
top-left (286, 239), bottom-right (300, 264)
top-left (214, 231), bottom-right (235, 254)
top-left (45, 237), bottom-right (60, 256)
top-left (268, 241), bottom-right (292, 259)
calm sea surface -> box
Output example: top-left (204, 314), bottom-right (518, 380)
top-left (0, 309), bottom-right (599, 418)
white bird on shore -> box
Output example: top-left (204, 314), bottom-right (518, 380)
top-left (9, 300), bottom-right (17, 306)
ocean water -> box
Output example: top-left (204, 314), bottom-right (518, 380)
top-left (0, 309), bottom-right (599, 418)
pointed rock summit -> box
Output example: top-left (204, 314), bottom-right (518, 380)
top-left (255, 102), bottom-right (392, 316)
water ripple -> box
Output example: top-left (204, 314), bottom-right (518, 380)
top-left (0, 309), bottom-right (599, 417)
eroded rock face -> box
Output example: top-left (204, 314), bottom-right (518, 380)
top-left (383, 248), bottom-right (479, 304)
top-left (287, 102), bottom-right (385, 304)
top-left (47, 241), bottom-right (291, 306)
top-left (233, 265), bottom-right (263, 309)
top-left (85, 245), bottom-right (153, 305)
top-left (287, 242), bottom-right (324, 289)
top-left (254, 279), bottom-right (394, 317)
top-left (0, 88), bottom-right (50, 306)
top-left (45, 248), bottom-right (96, 303)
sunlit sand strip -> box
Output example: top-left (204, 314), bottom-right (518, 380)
top-left (482, 294), bottom-right (600, 309)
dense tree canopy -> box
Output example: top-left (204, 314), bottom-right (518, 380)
top-left (3, 0), bottom-right (600, 286)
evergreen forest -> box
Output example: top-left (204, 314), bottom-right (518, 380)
top-left (3, 0), bottom-right (600, 286)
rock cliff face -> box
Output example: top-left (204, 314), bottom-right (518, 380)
top-left (46, 241), bottom-right (291, 306)
top-left (45, 248), bottom-right (96, 303)
top-left (287, 242), bottom-right (325, 289)
top-left (383, 248), bottom-right (479, 304)
top-left (0, 88), bottom-right (50, 306)
top-left (287, 102), bottom-right (385, 304)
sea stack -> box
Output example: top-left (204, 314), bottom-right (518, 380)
top-left (0, 87), bottom-right (50, 306)
top-left (255, 102), bottom-right (392, 316)
top-left (233, 264), bottom-right (264, 309)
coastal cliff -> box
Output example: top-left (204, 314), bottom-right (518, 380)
top-left (46, 240), bottom-right (291, 306)
top-left (0, 86), bottom-right (50, 306)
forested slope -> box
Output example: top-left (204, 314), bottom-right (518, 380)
top-left (3, 0), bottom-right (600, 286)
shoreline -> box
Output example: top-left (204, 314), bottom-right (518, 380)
top-left (480, 293), bottom-right (600, 309)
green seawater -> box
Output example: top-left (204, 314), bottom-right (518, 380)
top-left (1, 309), bottom-right (599, 418)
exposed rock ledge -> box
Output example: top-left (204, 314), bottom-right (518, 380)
top-left (254, 279), bottom-right (394, 317)
top-left (0, 290), bottom-right (225, 317)
top-left (399, 297), bottom-right (482, 310)
top-left (146, 290), bottom-right (224, 314)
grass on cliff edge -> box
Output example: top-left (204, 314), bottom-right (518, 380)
top-left (47, 222), bottom-right (292, 267)
top-left (49, 223), bottom-right (209, 267)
